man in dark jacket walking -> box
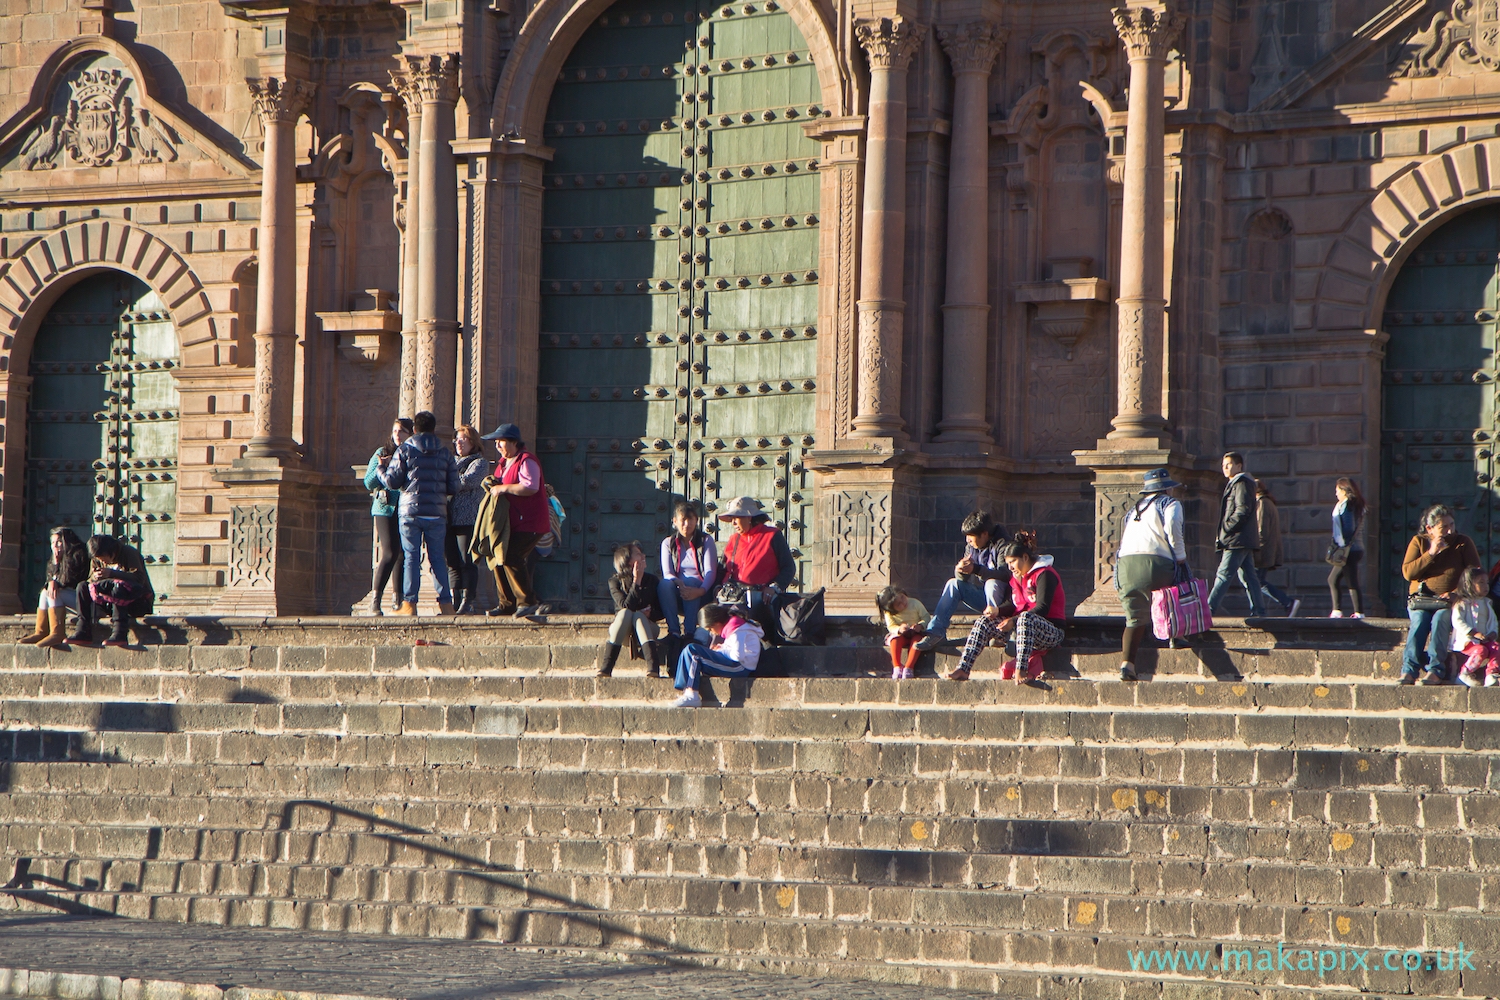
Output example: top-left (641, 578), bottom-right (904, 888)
top-left (1207, 451), bottom-right (1265, 617)
top-left (381, 410), bottom-right (460, 615)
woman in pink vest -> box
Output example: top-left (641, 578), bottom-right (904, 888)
top-left (480, 423), bottom-right (550, 617)
top-left (945, 530), bottom-right (1066, 684)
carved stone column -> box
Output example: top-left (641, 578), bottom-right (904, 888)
top-left (1107, 2), bottom-right (1180, 443)
top-left (934, 21), bottom-right (1003, 449)
top-left (244, 76), bottom-right (313, 460)
top-left (850, 16), bottom-right (924, 442)
top-left (391, 69), bottom-right (424, 418)
top-left (407, 53), bottom-right (461, 433)
top-left (1073, 2), bottom-right (1185, 615)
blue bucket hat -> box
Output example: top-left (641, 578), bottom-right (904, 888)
top-left (481, 423), bottom-right (524, 444)
top-left (1141, 468), bottom-right (1183, 494)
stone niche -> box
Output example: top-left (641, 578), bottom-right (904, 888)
top-left (1015, 256), bottom-right (1110, 361)
top-left (319, 289), bottom-right (401, 365)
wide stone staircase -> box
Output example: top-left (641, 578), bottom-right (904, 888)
top-left (0, 615), bottom-right (1495, 999)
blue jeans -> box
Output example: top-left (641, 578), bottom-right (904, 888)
top-left (1259, 575), bottom-right (1292, 611)
top-left (658, 577), bottom-right (707, 636)
top-left (1403, 606), bottom-right (1451, 678)
top-left (928, 578), bottom-right (1005, 636)
top-left (674, 642), bottom-right (755, 690)
top-left (1207, 548), bottom-right (1264, 616)
top-left (400, 516), bottom-right (451, 605)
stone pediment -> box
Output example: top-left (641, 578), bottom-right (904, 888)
top-left (0, 40), bottom-right (253, 179)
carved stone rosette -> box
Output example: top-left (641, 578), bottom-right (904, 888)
top-left (1112, 3), bottom-right (1182, 63)
top-left (855, 16), bottom-right (926, 71)
top-left (402, 54), bottom-right (461, 107)
top-left (247, 76), bottom-right (315, 125)
top-left (937, 20), bottom-right (1005, 75)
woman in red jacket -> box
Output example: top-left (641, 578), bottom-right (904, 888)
top-left (717, 495), bottom-right (796, 613)
top-left (480, 423), bottom-right (550, 617)
top-left (945, 531), bottom-right (1065, 683)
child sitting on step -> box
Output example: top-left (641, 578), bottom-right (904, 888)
top-left (876, 586), bottom-right (928, 679)
top-left (1450, 567), bottom-right (1500, 687)
top-left (671, 604), bottom-right (763, 708)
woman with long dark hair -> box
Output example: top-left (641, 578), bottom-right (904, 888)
top-left (362, 417), bottom-right (412, 615)
top-left (1329, 478), bottom-right (1367, 618)
top-left (445, 424), bottom-right (489, 615)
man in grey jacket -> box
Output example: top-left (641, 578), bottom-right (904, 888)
top-left (1207, 451), bottom-right (1264, 617)
top-left (381, 410), bottom-right (460, 615)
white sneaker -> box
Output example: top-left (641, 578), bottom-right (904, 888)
top-left (891, 665), bottom-right (902, 679)
top-left (1350, 613), bottom-right (1364, 620)
top-left (1329, 610), bottom-right (1344, 618)
top-left (672, 688), bottom-right (702, 708)
top-left (1287, 599), bottom-right (1301, 618)
top-left (901, 666), bottom-right (914, 679)
top-left (1487, 672), bottom-right (1499, 687)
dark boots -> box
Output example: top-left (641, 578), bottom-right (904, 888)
top-left (102, 608), bottom-right (133, 648)
top-left (594, 642), bottom-right (623, 677)
top-left (643, 640), bottom-right (664, 679)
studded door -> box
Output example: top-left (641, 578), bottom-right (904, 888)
top-left (1380, 207), bottom-right (1500, 611)
top-left (22, 273), bottom-right (179, 607)
top-left (538, 0), bottom-right (821, 611)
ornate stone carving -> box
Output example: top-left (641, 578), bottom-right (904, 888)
top-left (1116, 303), bottom-right (1148, 417)
top-left (937, 21), bottom-right (1005, 75)
top-left (855, 16), bottom-right (926, 71)
top-left (21, 66), bottom-right (178, 170)
top-left (1399, 0), bottom-right (1500, 76)
top-left (855, 302), bottom-right (897, 419)
top-left (1091, 484), bottom-right (1141, 592)
top-left (247, 76), bottom-right (315, 125)
top-left (829, 490), bottom-right (891, 583)
top-left (1112, 3), bottom-right (1182, 62)
top-left (228, 504), bottom-right (277, 588)
top-left (402, 54), bottom-right (461, 106)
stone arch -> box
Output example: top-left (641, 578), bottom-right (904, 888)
top-left (489, 0), bottom-right (849, 139)
top-left (1315, 138), bottom-right (1500, 333)
top-left (0, 219), bottom-right (217, 374)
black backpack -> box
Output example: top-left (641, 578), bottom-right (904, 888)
top-left (774, 588), bottom-right (826, 646)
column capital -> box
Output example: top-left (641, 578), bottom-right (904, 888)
top-left (937, 20), bottom-right (1005, 75)
top-left (1112, 3), bottom-right (1182, 62)
top-left (855, 16), bottom-right (926, 71)
top-left (246, 76), bottom-right (315, 126)
top-left (401, 53), bottom-right (461, 106)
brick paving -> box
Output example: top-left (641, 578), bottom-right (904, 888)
top-left (0, 914), bottom-right (988, 1000)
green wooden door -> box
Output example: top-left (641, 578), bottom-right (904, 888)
top-left (1380, 207), bottom-right (1500, 611)
top-left (22, 273), bottom-right (179, 606)
top-left (539, 0), bottom-right (821, 610)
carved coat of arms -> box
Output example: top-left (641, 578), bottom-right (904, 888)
top-left (1400, 0), bottom-right (1500, 76)
top-left (20, 67), bottom-right (177, 170)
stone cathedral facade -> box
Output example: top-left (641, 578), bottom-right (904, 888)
top-left (0, 0), bottom-right (1497, 616)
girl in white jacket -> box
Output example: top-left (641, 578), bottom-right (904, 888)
top-left (671, 604), bottom-right (764, 707)
top-left (1451, 568), bottom-right (1500, 687)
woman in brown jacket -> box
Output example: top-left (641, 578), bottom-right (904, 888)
top-left (1253, 481), bottom-right (1299, 616)
top-left (1401, 504), bottom-right (1482, 684)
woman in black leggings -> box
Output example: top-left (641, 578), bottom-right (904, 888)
top-left (363, 418), bottom-right (412, 615)
top-left (1328, 478), bottom-right (1366, 618)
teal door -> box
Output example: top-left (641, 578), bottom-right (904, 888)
top-left (1380, 207), bottom-right (1500, 611)
top-left (23, 273), bottom-right (179, 606)
top-left (538, 0), bottom-right (821, 610)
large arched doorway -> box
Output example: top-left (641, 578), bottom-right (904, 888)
top-left (1380, 206), bottom-right (1500, 609)
top-left (21, 272), bottom-right (180, 607)
top-left (536, 0), bottom-right (821, 610)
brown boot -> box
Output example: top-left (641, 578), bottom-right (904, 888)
top-left (393, 602), bottom-right (417, 616)
top-left (18, 607), bottom-right (47, 644)
top-left (36, 609), bottom-right (67, 649)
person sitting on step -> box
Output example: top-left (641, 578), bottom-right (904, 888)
top-left (658, 499), bottom-right (718, 666)
top-left (21, 527), bottom-right (88, 649)
top-left (1449, 567), bottom-right (1500, 688)
top-left (945, 531), bottom-right (1065, 684)
top-left (596, 541), bottom-right (665, 678)
top-left (914, 511), bottom-right (1011, 651)
top-left (717, 496), bottom-right (796, 622)
top-left (71, 534), bottom-right (155, 648)
top-left (671, 603), bottom-right (763, 708)
top-left (876, 585), bottom-right (928, 680)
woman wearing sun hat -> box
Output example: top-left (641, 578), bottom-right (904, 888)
top-left (479, 422), bottom-right (550, 617)
top-left (1114, 468), bottom-right (1190, 680)
top-left (717, 495), bottom-right (796, 613)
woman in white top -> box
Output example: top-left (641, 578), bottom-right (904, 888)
top-left (1115, 468), bottom-right (1189, 680)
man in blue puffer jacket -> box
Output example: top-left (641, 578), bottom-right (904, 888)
top-left (380, 410), bottom-right (460, 615)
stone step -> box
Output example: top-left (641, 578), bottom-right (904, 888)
top-left (5, 816), bottom-right (1498, 881)
top-left (0, 759), bottom-right (1490, 836)
top-left (0, 966), bottom-right (391, 1000)
top-left (2, 882), bottom-right (1494, 997)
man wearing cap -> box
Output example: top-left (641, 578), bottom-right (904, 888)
top-left (481, 423), bottom-right (549, 617)
top-left (718, 496), bottom-right (796, 612)
top-left (1114, 468), bottom-right (1189, 680)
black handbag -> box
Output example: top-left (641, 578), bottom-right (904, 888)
top-left (1408, 586), bottom-right (1448, 613)
top-left (1325, 543), bottom-right (1350, 566)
